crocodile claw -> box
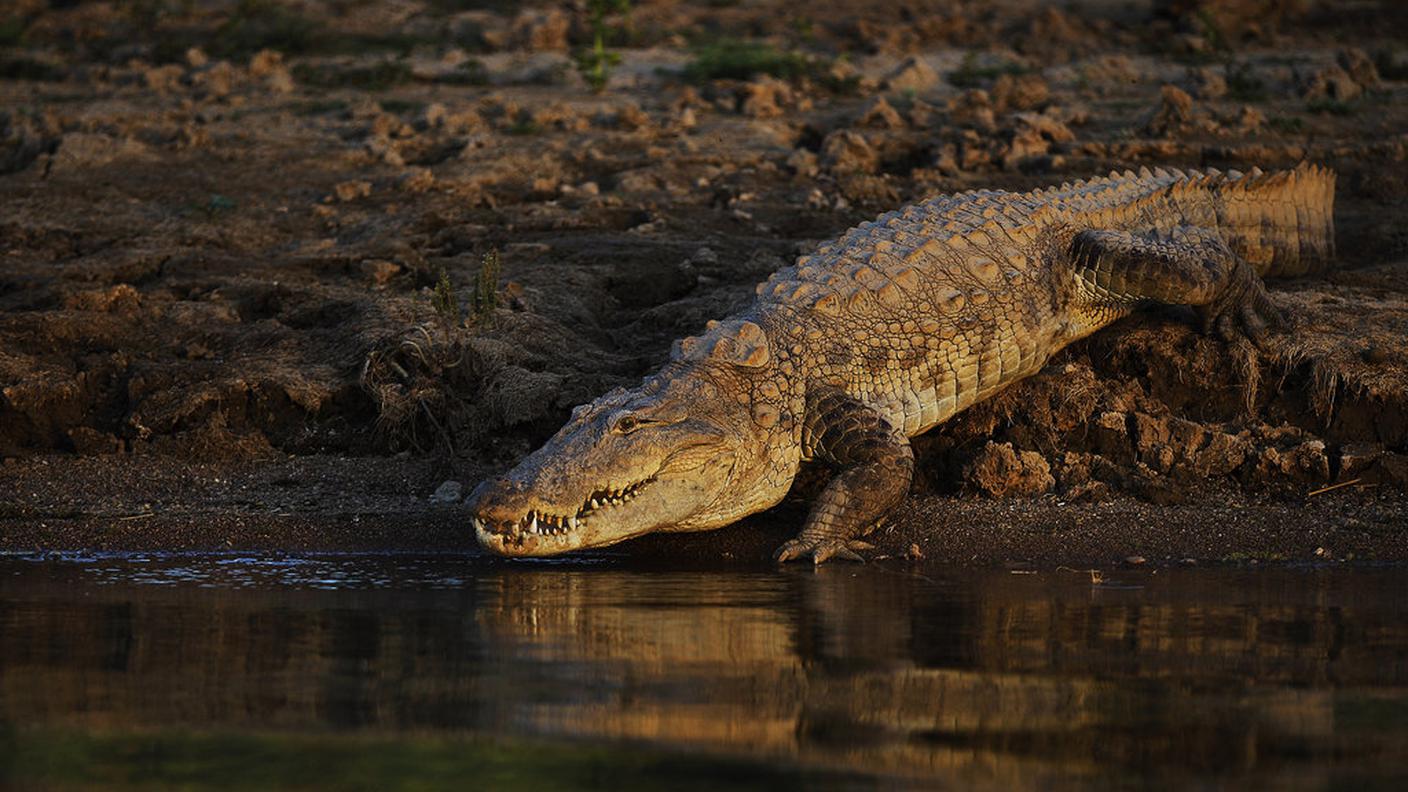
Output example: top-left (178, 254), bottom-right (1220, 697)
top-left (774, 537), bottom-right (874, 565)
top-left (1200, 268), bottom-right (1288, 353)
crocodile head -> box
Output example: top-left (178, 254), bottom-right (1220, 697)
top-left (468, 353), bottom-right (787, 557)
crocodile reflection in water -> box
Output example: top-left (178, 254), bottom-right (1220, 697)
top-left (2, 562), bottom-right (1407, 786)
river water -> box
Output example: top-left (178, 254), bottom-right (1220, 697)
top-left (3, 553), bottom-right (1407, 789)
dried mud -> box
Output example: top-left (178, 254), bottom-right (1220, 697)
top-left (2, 0), bottom-right (1407, 563)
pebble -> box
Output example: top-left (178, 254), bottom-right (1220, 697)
top-left (431, 480), bottom-right (462, 503)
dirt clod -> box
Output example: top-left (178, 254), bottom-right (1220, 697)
top-left (965, 441), bottom-right (1056, 498)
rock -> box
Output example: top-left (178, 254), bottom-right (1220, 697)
top-left (932, 142), bottom-right (960, 176)
top-left (50, 133), bottom-right (150, 173)
top-left (1227, 105), bottom-right (1265, 133)
top-left (144, 64), bottom-right (184, 94)
top-left (510, 9), bottom-right (569, 52)
top-left (399, 167), bottom-right (435, 193)
top-left (1337, 48), bottom-right (1380, 88)
top-left (965, 441), bottom-right (1055, 498)
top-left (191, 61), bottom-right (236, 100)
top-left (883, 56), bottom-right (939, 93)
top-left (1091, 411), bottom-right (1132, 461)
top-left (64, 284), bottom-right (141, 314)
top-left (740, 77), bottom-right (792, 119)
top-left (432, 480), bottom-right (463, 503)
top-left (359, 259), bottom-right (402, 287)
top-left (999, 111), bottom-right (1075, 170)
top-left (1338, 441), bottom-right (1384, 477)
top-left (1256, 439), bottom-right (1330, 484)
top-left (1124, 555), bottom-right (1147, 566)
top-left (333, 180), bottom-right (372, 202)
top-left (836, 173), bottom-right (899, 206)
top-left (1155, 0), bottom-right (1305, 39)
top-left (1019, 7), bottom-right (1086, 59)
top-left (857, 96), bottom-right (905, 129)
top-left (250, 49), bottom-right (294, 93)
top-left (68, 427), bottom-right (123, 456)
top-left (908, 99), bottom-right (940, 128)
top-left (614, 102), bottom-right (652, 131)
top-left (1301, 65), bottom-right (1362, 101)
top-left (1190, 66), bottom-right (1227, 99)
top-left (1145, 84), bottom-right (1195, 136)
top-left (948, 89), bottom-right (996, 133)
top-left (1056, 451), bottom-right (1094, 488)
top-left (992, 73), bottom-right (1050, 112)
top-left (786, 148), bottom-right (819, 178)
top-left (1190, 429), bottom-right (1248, 478)
top-left (820, 130), bottom-right (878, 175)
top-left (1066, 480), bottom-right (1112, 503)
top-left (957, 130), bottom-right (993, 171)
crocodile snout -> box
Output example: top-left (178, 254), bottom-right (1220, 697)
top-left (466, 476), bottom-right (528, 535)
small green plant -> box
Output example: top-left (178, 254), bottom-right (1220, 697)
top-left (947, 52), bottom-right (1029, 89)
top-left (472, 248), bottom-right (500, 326)
top-left (443, 58), bottom-right (488, 86)
top-left (0, 15), bottom-right (28, 47)
top-left (1307, 98), bottom-right (1356, 116)
top-left (1266, 115), bottom-right (1305, 134)
top-left (431, 262), bottom-right (461, 328)
top-left (1225, 62), bottom-right (1267, 102)
top-left (1194, 8), bottom-right (1228, 52)
top-left (683, 38), bottom-right (814, 82)
top-left (291, 59), bottom-right (413, 90)
top-left (506, 118), bottom-right (541, 136)
top-left (212, 0), bottom-right (317, 58)
top-left (790, 15), bottom-right (816, 43)
top-left (575, 0), bottom-right (630, 93)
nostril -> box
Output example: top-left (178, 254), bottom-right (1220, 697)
top-left (466, 478), bottom-right (502, 512)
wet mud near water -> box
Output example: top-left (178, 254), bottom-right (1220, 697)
top-left (2, 0), bottom-right (1407, 559)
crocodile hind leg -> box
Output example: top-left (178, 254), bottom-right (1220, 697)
top-left (1071, 226), bottom-right (1287, 407)
top-left (1072, 226), bottom-right (1286, 343)
top-left (776, 390), bottom-right (914, 564)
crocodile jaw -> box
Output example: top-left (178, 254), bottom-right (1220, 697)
top-left (470, 452), bottom-right (736, 557)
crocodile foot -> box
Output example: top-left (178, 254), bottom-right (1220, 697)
top-left (1199, 263), bottom-right (1288, 351)
top-left (774, 537), bottom-right (876, 565)
top-left (1199, 266), bottom-right (1289, 410)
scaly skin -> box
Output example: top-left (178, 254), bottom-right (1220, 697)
top-left (468, 164), bottom-right (1336, 563)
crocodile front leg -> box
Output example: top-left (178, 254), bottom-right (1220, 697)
top-left (776, 389), bottom-right (914, 564)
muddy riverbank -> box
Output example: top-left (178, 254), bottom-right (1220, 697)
top-left (2, 0), bottom-right (1406, 561)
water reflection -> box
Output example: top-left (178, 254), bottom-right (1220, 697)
top-left (3, 555), bottom-right (1408, 788)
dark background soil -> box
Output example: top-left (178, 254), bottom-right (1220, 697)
top-left (2, 0), bottom-right (1406, 564)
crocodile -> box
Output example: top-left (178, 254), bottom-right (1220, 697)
top-left (468, 163), bottom-right (1336, 563)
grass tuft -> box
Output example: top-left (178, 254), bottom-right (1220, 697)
top-left (1306, 98), bottom-right (1356, 116)
top-left (947, 52), bottom-right (1029, 89)
top-left (682, 39), bottom-right (814, 83)
top-left (1225, 62), bottom-right (1267, 102)
top-left (472, 248), bottom-right (500, 326)
top-left (431, 263), bottom-right (461, 329)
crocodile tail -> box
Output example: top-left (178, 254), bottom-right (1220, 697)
top-left (1215, 162), bottom-right (1337, 279)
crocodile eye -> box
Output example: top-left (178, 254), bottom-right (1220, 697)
top-left (613, 414), bottom-right (639, 434)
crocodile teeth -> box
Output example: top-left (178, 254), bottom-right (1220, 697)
top-left (569, 516), bottom-right (578, 529)
top-left (529, 513), bottom-right (538, 533)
